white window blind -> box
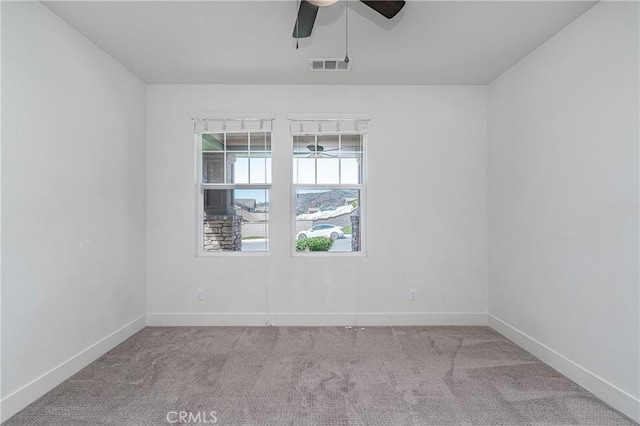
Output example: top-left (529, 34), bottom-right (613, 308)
top-left (193, 114), bottom-right (274, 133)
top-left (288, 114), bottom-right (370, 135)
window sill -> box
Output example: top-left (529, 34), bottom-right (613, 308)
top-left (197, 251), bottom-right (271, 257)
top-left (291, 251), bottom-right (366, 258)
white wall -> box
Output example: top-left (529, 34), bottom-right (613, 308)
top-left (146, 85), bottom-right (487, 325)
top-left (0, 2), bottom-right (4, 421)
top-left (1, 2), bottom-right (147, 421)
top-left (488, 1), bottom-right (639, 421)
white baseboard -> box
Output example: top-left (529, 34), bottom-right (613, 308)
top-left (1, 314), bottom-right (146, 423)
top-left (488, 314), bottom-right (640, 423)
top-left (146, 312), bottom-right (488, 327)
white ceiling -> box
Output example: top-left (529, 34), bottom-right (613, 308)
top-left (44, 1), bottom-right (597, 85)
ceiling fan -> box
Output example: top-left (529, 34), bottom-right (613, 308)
top-left (293, 0), bottom-right (406, 39)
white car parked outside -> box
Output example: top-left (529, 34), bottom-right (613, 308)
top-left (296, 224), bottom-right (344, 241)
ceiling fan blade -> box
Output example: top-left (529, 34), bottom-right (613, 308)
top-left (360, 1), bottom-right (406, 19)
top-left (293, 1), bottom-right (320, 38)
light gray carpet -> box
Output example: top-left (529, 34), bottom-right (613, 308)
top-left (4, 326), bottom-right (636, 425)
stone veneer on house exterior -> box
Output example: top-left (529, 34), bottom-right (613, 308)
top-left (350, 207), bottom-right (360, 252)
top-left (203, 214), bottom-right (242, 251)
top-left (202, 152), bottom-right (243, 251)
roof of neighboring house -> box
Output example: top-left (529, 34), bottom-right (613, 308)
top-left (237, 210), bottom-right (268, 223)
top-left (236, 199), bottom-right (256, 209)
top-left (296, 204), bottom-right (355, 221)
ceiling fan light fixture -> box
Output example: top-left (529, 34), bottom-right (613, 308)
top-left (308, 0), bottom-right (339, 7)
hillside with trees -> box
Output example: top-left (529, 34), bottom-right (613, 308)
top-left (295, 190), bottom-right (358, 215)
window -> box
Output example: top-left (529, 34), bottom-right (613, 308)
top-left (195, 116), bottom-right (273, 253)
top-left (290, 116), bottom-right (368, 254)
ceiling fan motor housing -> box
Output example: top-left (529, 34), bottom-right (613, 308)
top-left (308, 0), bottom-right (339, 7)
top-left (294, 0), bottom-right (406, 39)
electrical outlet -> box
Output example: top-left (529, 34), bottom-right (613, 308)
top-left (409, 289), bottom-right (417, 301)
top-left (196, 289), bottom-right (205, 301)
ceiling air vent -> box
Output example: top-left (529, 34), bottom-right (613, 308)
top-left (310, 58), bottom-right (351, 72)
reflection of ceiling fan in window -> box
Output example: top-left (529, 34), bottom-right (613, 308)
top-left (294, 144), bottom-right (341, 158)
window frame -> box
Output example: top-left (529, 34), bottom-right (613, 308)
top-left (290, 128), bottom-right (367, 257)
top-left (194, 117), bottom-right (273, 257)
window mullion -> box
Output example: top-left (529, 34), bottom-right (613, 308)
top-left (223, 133), bottom-right (227, 184)
top-left (314, 134), bottom-right (318, 185)
top-left (338, 134), bottom-right (342, 184)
